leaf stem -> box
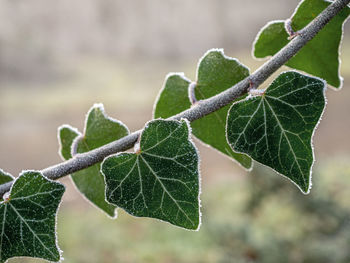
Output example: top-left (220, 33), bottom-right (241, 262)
top-left (188, 82), bottom-right (198, 105)
top-left (70, 135), bottom-right (84, 157)
top-left (285, 18), bottom-right (301, 40)
top-left (0, 0), bottom-right (349, 196)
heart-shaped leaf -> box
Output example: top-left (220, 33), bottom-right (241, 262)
top-left (0, 171), bottom-right (65, 263)
top-left (101, 119), bottom-right (201, 230)
top-left (253, 0), bottom-right (350, 88)
top-left (226, 71), bottom-right (326, 193)
top-left (58, 104), bottom-right (129, 217)
top-left (154, 49), bottom-right (252, 170)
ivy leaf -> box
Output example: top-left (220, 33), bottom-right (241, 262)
top-left (58, 104), bottom-right (129, 217)
top-left (0, 170), bottom-right (13, 186)
top-left (226, 71), bottom-right (326, 193)
top-left (101, 119), bottom-right (200, 230)
top-left (154, 49), bottom-right (252, 170)
top-left (154, 73), bottom-right (192, 119)
top-left (58, 125), bottom-right (80, 160)
top-left (253, 0), bottom-right (350, 88)
top-left (0, 171), bottom-right (65, 263)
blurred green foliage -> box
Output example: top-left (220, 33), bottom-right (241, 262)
top-left (217, 159), bottom-right (350, 263)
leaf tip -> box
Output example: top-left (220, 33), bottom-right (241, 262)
top-left (251, 20), bottom-right (286, 60)
top-left (152, 72), bottom-right (191, 119)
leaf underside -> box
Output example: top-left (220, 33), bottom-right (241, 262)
top-left (253, 0), bottom-right (350, 88)
top-left (226, 71), bottom-right (326, 193)
top-left (101, 119), bottom-right (200, 230)
top-left (0, 171), bottom-right (65, 263)
top-left (154, 49), bottom-right (252, 169)
top-left (58, 104), bottom-right (129, 217)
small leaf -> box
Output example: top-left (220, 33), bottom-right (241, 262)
top-left (0, 169), bottom-right (13, 186)
top-left (58, 125), bottom-right (80, 160)
top-left (154, 73), bottom-right (192, 117)
top-left (154, 49), bottom-right (252, 169)
top-left (101, 119), bottom-right (200, 230)
top-left (58, 104), bottom-right (129, 217)
top-left (0, 171), bottom-right (65, 263)
top-left (253, 0), bottom-right (350, 88)
top-left (226, 71), bottom-right (326, 193)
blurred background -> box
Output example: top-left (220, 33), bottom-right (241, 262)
top-left (1, 0), bottom-right (350, 262)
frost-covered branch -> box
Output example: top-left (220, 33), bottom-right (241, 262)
top-left (0, 0), bottom-right (349, 196)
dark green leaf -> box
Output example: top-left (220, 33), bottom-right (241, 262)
top-left (226, 71), bottom-right (326, 193)
top-left (154, 49), bottom-right (252, 169)
top-left (253, 0), bottom-right (350, 88)
top-left (58, 104), bottom-right (129, 217)
top-left (101, 119), bottom-right (200, 230)
top-left (0, 171), bottom-right (65, 263)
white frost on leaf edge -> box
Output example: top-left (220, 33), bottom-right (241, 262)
top-left (225, 70), bottom-right (327, 194)
top-left (82, 103), bottom-right (130, 139)
top-left (100, 118), bottom-right (202, 231)
top-left (251, 19), bottom-right (285, 62)
top-left (0, 169), bottom-right (14, 181)
top-left (195, 48), bottom-right (250, 82)
top-left (151, 72), bottom-right (191, 119)
top-left (251, 0), bottom-right (350, 90)
top-left (0, 170), bottom-right (66, 263)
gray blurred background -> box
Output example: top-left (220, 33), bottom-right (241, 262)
top-left (1, 0), bottom-right (350, 262)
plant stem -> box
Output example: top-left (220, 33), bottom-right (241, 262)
top-left (0, 0), bottom-right (349, 196)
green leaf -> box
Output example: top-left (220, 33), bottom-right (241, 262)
top-left (226, 71), bottom-right (326, 193)
top-left (58, 125), bottom-right (80, 160)
top-left (253, 0), bottom-right (350, 88)
top-left (58, 104), bottom-right (129, 217)
top-left (101, 119), bottom-right (200, 230)
top-left (154, 49), bottom-right (252, 170)
top-left (0, 169), bottom-right (13, 186)
top-left (154, 73), bottom-right (192, 118)
top-left (0, 171), bottom-right (65, 263)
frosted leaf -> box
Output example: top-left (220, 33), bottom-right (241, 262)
top-left (0, 171), bottom-right (65, 263)
top-left (253, 0), bottom-right (350, 89)
top-left (226, 71), bottom-right (326, 193)
top-left (58, 104), bottom-right (129, 217)
top-left (101, 119), bottom-right (201, 230)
